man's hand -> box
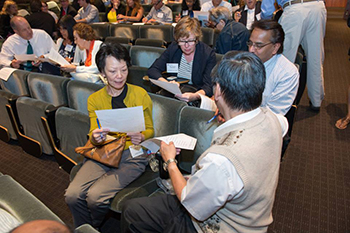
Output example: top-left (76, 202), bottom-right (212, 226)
top-left (10, 59), bottom-right (22, 68)
top-left (175, 92), bottom-right (199, 102)
top-left (127, 132), bottom-right (145, 145)
top-left (61, 64), bottom-right (77, 72)
top-left (160, 141), bottom-right (176, 162)
top-left (91, 128), bottom-right (110, 144)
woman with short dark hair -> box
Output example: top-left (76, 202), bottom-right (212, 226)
top-left (56, 15), bottom-right (77, 61)
top-left (65, 42), bottom-right (154, 228)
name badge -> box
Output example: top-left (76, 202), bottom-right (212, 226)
top-left (166, 63), bottom-right (178, 73)
top-left (129, 145), bottom-right (144, 158)
top-left (182, 10), bottom-right (188, 16)
top-left (65, 44), bottom-right (73, 52)
top-left (157, 12), bottom-right (164, 18)
top-left (256, 13), bottom-right (261, 21)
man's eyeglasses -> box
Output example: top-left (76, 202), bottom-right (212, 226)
top-left (177, 39), bottom-right (197, 46)
top-left (247, 41), bottom-right (273, 50)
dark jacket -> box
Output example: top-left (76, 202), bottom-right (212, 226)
top-left (0, 14), bottom-right (14, 38)
top-left (60, 5), bottom-right (77, 18)
top-left (237, 1), bottom-right (261, 27)
top-left (148, 41), bottom-right (216, 97)
top-left (25, 12), bottom-right (56, 38)
top-left (215, 20), bottom-right (250, 55)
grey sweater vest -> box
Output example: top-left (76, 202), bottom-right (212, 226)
top-left (195, 108), bottom-right (282, 233)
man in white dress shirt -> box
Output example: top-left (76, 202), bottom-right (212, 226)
top-left (201, 0), bottom-right (232, 14)
top-left (248, 20), bottom-right (299, 115)
top-left (0, 16), bottom-right (56, 73)
top-left (121, 51), bottom-right (288, 233)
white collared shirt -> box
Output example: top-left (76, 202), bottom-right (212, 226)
top-left (0, 29), bottom-right (55, 67)
top-left (245, 5), bottom-right (255, 30)
top-left (201, 0), bottom-right (233, 13)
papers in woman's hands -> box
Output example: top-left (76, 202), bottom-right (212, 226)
top-left (95, 106), bottom-right (145, 133)
top-left (141, 133), bottom-right (197, 153)
top-left (14, 54), bottom-right (37, 61)
top-left (150, 79), bottom-right (182, 95)
top-left (0, 67), bottom-right (16, 81)
top-left (14, 48), bottom-right (70, 66)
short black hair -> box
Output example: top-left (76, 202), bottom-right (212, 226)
top-left (181, 0), bottom-right (200, 11)
top-left (58, 15), bottom-right (76, 42)
top-left (95, 42), bottom-right (131, 74)
top-left (30, 0), bottom-right (42, 13)
top-left (211, 51), bottom-right (266, 111)
top-left (251, 20), bottom-right (285, 54)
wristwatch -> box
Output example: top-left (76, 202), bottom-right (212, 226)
top-left (163, 158), bottom-right (177, 171)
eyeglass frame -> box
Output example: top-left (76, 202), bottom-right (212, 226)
top-left (177, 39), bottom-right (197, 46)
top-left (246, 40), bottom-right (274, 50)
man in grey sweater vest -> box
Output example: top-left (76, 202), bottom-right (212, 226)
top-left (121, 51), bottom-right (288, 233)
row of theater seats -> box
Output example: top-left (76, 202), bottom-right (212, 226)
top-left (0, 66), bottom-right (220, 214)
top-left (0, 172), bottom-right (99, 231)
top-left (91, 23), bottom-right (220, 48)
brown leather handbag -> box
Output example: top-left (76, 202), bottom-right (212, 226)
top-left (75, 136), bottom-right (126, 168)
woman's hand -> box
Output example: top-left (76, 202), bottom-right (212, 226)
top-left (65, 57), bottom-right (73, 62)
top-left (61, 64), bottom-right (77, 72)
top-left (91, 128), bottom-right (110, 144)
top-left (175, 92), bottom-right (199, 102)
top-left (127, 132), bottom-right (145, 145)
top-left (117, 14), bottom-right (125, 19)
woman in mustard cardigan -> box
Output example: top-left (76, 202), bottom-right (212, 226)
top-left (65, 42), bottom-right (154, 228)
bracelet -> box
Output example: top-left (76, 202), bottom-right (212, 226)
top-left (163, 158), bottom-right (177, 171)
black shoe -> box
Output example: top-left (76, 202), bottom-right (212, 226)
top-left (309, 101), bottom-right (320, 112)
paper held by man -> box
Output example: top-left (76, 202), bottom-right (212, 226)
top-left (14, 48), bottom-right (70, 67)
top-left (141, 133), bottom-right (197, 153)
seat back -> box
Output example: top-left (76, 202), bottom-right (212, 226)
top-left (139, 25), bottom-right (174, 44)
top-left (109, 24), bottom-right (140, 41)
top-left (90, 23), bottom-right (110, 40)
top-left (149, 93), bottom-right (187, 137)
top-left (141, 4), bottom-right (152, 14)
top-left (127, 66), bottom-right (160, 93)
top-left (0, 70), bottom-right (30, 96)
top-left (105, 36), bottom-right (132, 45)
top-left (55, 107), bottom-right (90, 163)
top-left (177, 106), bottom-right (219, 173)
top-left (0, 91), bottom-right (18, 141)
top-left (130, 45), bottom-right (165, 68)
top-left (27, 73), bottom-right (70, 106)
top-left (134, 38), bottom-right (167, 48)
top-left (166, 3), bottom-right (181, 12)
top-left (67, 80), bottom-right (104, 115)
top-left (200, 27), bottom-right (214, 47)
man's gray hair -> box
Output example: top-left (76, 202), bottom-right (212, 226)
top-left (209, 6), bottom-right (232, 25)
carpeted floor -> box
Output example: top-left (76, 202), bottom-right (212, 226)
top-left (0, 7), bottom-right (349, 233)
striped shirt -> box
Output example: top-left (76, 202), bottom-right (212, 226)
top-left (177, 54), bottom-right (193, 84)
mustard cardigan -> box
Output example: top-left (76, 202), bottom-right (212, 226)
top-left (87, 84), bottom-right (154, 150)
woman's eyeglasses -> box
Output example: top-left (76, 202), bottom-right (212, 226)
top-left (177, 39), bottom-right (197, 46)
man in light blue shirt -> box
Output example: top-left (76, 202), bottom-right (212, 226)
top-left (248, 20), bottom-right (299, 115)
top-left (142, 0), bottom-right (173, 24)
top-left (74, 0), bottom-right (99, 23)
top-left (261, 0), bottom-right (326, 112)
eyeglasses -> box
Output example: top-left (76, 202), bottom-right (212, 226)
top-left (247, 41), bottom-right (273, 50)
top-left (177, 39), bottom-right (197, 46)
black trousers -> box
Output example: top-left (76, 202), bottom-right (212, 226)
top-left (121, 194), bottom-right (197, 233)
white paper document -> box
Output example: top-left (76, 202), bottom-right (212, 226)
top-left (40, 48), bottom-right (70, 66)
top-left (193, 11), bottom-right (209, 21)
top-left (199, 94), bottom-right (217, 111)
top-left (14, 54), bottom-right (37, 61)
top-left (95, 106), bottom-right (145, 133)
top-left (0, 67), bottom-right (16, 81)
top-left (150, 79), bottom-right (182, 95)
top-left (141, 133), bottom-right (197, 153)
top-left (132, 23), bottom-right (145, 25)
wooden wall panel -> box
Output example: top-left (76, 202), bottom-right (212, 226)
top-left (326, 0), bottom-right (347, 7)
